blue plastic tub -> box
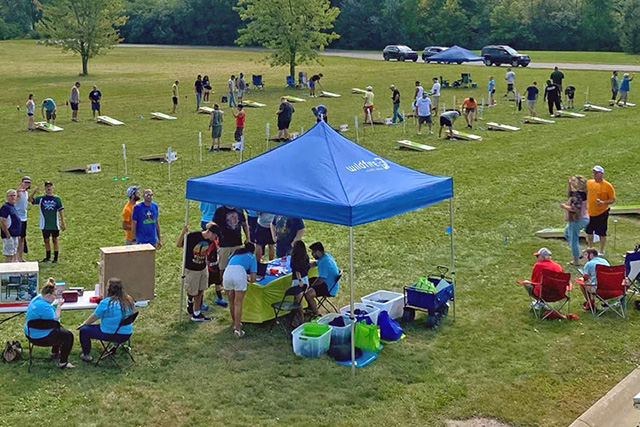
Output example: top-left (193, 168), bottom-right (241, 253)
top-left (405, 280), bottom-right (454, 311)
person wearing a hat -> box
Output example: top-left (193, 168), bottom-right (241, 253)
top-left (122, 186), bottom-right (140, 245)
top-left (29, 181), bottom-right (65, 264)
top-left (15, 176), bottom-right (32, 261)
top-left (578, 248), bottom-right (610, 311)
top-left (520, 248), bottom-right (563, 298)
top-left (616, 72), bottom-right (634, 106)
top-left (363, 86), bottom-right (374, 125)
top-left (585, 165), bottom-right (615, 255)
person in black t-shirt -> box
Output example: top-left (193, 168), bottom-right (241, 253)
top-left (194, 74), bottom-right (204, 111)
top-left (389, 84), bottom-right (403, 123)
top-left (89, 85), bottom-right (102, 118)
top-left (309, 73), bottom-right (323, 97)
top-left (213, 206), bottom-right (250, 277)
top-left (276, 97), bottom-right (295, 141)
top-left (544, 80), bottom-right (562, 116)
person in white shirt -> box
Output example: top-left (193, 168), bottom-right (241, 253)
top-left (69, 81), bottom-right (80, 122)
top-left (414, 81), bottom-right (424, 101)
top-left (26, 93), bottom-right (35, 131)
top-left (15, 176), bottom-right (31, 262)
top-left (505, 68), bottom-right (516, 99)
top-left (430, 77), bottom-right (441, 116)
top-left (414, 92), bottom-right (432, 135)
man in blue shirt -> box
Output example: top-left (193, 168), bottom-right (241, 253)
top-left (304, 241), bottom-right (340, 316)
top-left (41, 98), bottom-right (57, 124)
top-left (579, 248), bottom-right (610, 311)
top-left (525, 81), bottom-right (539, 116)
top-left (131, 188), bottom-right (162, 248)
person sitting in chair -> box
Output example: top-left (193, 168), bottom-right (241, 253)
top-left (304, 242), bottom-right (340, 317)
top-left (520, 247), bottom-right (563, 297)
top-left (579, 248), bottom-right (610, 311)
top-left (78, 277), bottom-right (135, 363)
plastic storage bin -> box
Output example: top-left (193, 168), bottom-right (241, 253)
top-left (317, 313), bottom-right (352, 345)
top-left (291, 323), bottom-right (332, 358)
top-left (361, 290), bottom-right (404, 319)
top-left (340, 303), bottom-right (380, 325)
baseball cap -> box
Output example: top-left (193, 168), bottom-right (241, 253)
top-left (22, 176), bottom-right (32, 183)
top-left (592, 165), bottom-right (604, 173)
top-left (366, 85), bottom-right (373, 90)
top-left (206, 222), bottom-right (220, 235)
top-left (534, 248), bottom-right (552, 257)
top-left (126, 186), bottom-right (140, 197)
top-left (44, 181), bottom-right (53, 186)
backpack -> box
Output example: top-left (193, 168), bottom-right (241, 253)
top-left (3, 341), bottom-right (23, 363)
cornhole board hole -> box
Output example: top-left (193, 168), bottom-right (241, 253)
top-left (198, 106), bottom-right (215, 114)
top-left (487, 122), bottom-right (520, 131)
top-left (60, 163), bottom-right (102, 174)
top-left (611, 205), bottom-right (640, 215)
top-left (523, 116), bottom-right (555, 124)
top-left (151, 112), bottom-right (177, 120)
top-left (319, 91), bottom-right (341, 98)
top-left (450, 130), bottom-right (482, 141)
top-left (283, 96), bottom-right (305, 103)
top-left (609, 101), bottom-right (635, 107)
top-left (583, 104), bottom-right (612, 112)
top-left (242, 100), bottom-right (266, 108)
top-left (351, 88), bottom-right (367, 94)
top-left (139, 153), bottom-right (178, 162)
top-left (397, 140), bottom-right (436, 151)
top-left (97, 116), bottom-right (124, 126)
top-left (556, 110), bottom-right (585, 118)
top-left (535, 228), bottom-right (587, 239)
top-left (35, 122), bottom-right (63, 132)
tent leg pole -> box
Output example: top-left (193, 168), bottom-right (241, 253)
top-left (349, 226), bottom-right (356, 375)
top-left (449, 198), bottom-right (456, 320)
top-left (179, 200), bottom-right (190, 323)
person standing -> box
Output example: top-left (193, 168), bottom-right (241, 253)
top-left (202, 75), bottom-right (211, 103)
top-left (15, 176), bottom-right (31, 262)
top-left (309, 73), bottom-right (323, 97)
top-left (560, 175), bottom-right (589, 266)
top-left (205, 221), bottom-right (227, 308)
top-left (69, 81), bottom-right (80, 122)
top-left (122, 186), bottom-right (140, 245)
top-left (213, 206), bottom-right (250, 279)
top-left (431, 77), bottom-right (441, 116)
top-left (1, 189), bottom-right (21, 263)
top-left (611, 71), bottom-right (619, 101)
top-left (89, 85), bottom-right (101, 118)
top-left (276, 97), bottom-right (294, 141)
top-left (236, 73), bottom-right (246, 104)
top-left (438, 110), bottom-right (460, 139)
top-left (505, 68), bottom-right (516, 99)
top-left (228, 75), bottom-right (237, 107)
top-left (172, 80), bottom-right (179, 114)
top-left (525, 81), bottom-right (539, 116)
top-left (41, 98), bottom-right (57, 125)
top-left (270, 215), bottom-right (305, 258)
top-left (208, 104), bottom-right (223, 152)
top-left (254, 212), bottom-right (275, 262)
top-left (414, 92), bottom-right (432, 135)
top-left (461, 97), bottom-right (477, 129)
top-left (616, 73), bottom-right (634, 107)
top-left (199, 202), bottom-right (219, 230)
top-left (414, 81), bottom-right (424, 101)
top-left (389, 85), bottom-right (403, 124)
top-left (131, 188), bottom-right (162, 249)
top-left (26, 93), bottom-right (35, 131)
top-left (232, 104), bottom-right (246, 146)
top-left (550, 66), bottom-right (564, 94)
top-left (223, 242), bottom-right (257, 337)
top-left (363, 85), bottom-right (374, 124)
top-left (544, 80), bottom-right (561, 116)
top-left (585, 165), bottom-right (615, 255)
top-left (194, 75), bottom-right (203, 111)
top-left (488, 76), bottom-right (496, 107)
top-left (29, 181), bottom-right (66, 264)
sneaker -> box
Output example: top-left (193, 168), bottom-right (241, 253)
top-left (208, 147), bottom-right (215, 152)
top-left (417, 131), bottom-right (422, 135)
top-left (41, 258), bottom-right (50, 263)
top-left (234, 329), bottom-right (245, 338)
top-left (186, 301), bottom-right (193, 315)
top-left (429, 131), bottom-right (434, 135)
top-left (79, 353), bottom-right (93, 363)
top-left (214, 297), bottom-right (228, 308)
top-left (52, 259), bottom-right (58, 264)
top-left (582, 301), bottom-right (594, 311)
top-left (59, 362), bottom-right (75, 369)
top-left (200, 302), bottom-right (210, 311)
top-left (191, 313), bottom-right (212, 322)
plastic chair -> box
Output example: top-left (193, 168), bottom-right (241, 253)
top-left (270, 286), bottom-right (304, 334)
top-left (252, 74), bottom-right (264, 90)
top-left (285, 75), bottom-right (295, 88)
top-left (95, 311), bottom-right (139, 368)
top-left (586, 265), bottom-right (627, 318)
top-left (25, 319), bottom-right (61, 372)
top-left (315, 271), bottom-right (342, 314)
top-left (530, 269), bottom-right (571, 320)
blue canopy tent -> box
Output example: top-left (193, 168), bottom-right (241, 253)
top-left (185, 121), bottom-right (455, 371)
top-left (427, 45), bottom-right (483, 63)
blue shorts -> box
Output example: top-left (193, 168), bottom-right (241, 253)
top-left (309, 81), bottom-right (315, 88)
top-left (91, 102), bottom-right (100, 111)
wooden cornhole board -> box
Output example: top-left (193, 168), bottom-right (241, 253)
top-left (242, 100), bottom-right (266, 108)
top-left (283, 96), bottom-right (305, 103)
top-left (523, 116), bottom-right (555, 124)
top-left (363, 119), bottom-right (387, 126)
top-left (319, 91), bottom-right (341, 98)
top-left (97, 116), bottom-right (124, 126)
top-left (487, 122), bottom-right (520, 131)
top-left (397, 140), bottom-right (436, 151)
top-left (609, 101), bottom-right (636, 107)
top-left (450, 129), bottom-right (482, 141)
top-left (151, 112), bottom-right (177, 120)
top-left (556, 110), bottom-right (585, 118)
top-left (535, 228), bottom-right (587, 239)
top-left (198, 106), bottom-right (215, 114)
top-left (611, 205), bottom-right (640, 215)
top-left (60, 163), bottom-right (102, 174)
top-left (140, 152), bottom-right (178, 162)
top-left (351, 88), bottom-right (367, 94)
top-left (583, 104), bottom-right (612, 112)
top-left (35, 122), bottom-right (63, 132)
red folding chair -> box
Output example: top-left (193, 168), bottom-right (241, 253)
top-left (531, 269), bottom-right (571, 320)
top-left (589, 264), bottom-right (627, 318)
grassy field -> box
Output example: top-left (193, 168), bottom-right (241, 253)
top-left (1, 40), bottom-right (640, 427)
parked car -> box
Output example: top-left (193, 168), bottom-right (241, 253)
top-left (481, 45), bottom-right (530, 67)
top-left (422, 46), bottom-right (449, 62)
top-left (382, 45), bottom-right (419, 62)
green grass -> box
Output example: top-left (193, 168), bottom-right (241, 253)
top-left (1, 39), bottom-right (640, 427)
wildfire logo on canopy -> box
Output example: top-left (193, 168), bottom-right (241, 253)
top-left (345, 158), bottom-right (390, 173)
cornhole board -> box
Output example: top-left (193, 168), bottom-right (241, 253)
top-left (611, 205), bottom-right (640, 215)
top-left (351, 88), bottom-right (367, 94)
top-left (332, 125), bottom-right (349, 132)
top-left (139, 153), bottom-right (178, 162)
top-left (97, 116), bottom-right (124, 126)
top-left (609, 101), bottom-right (636, 107)
top-left (60, 163), bottom-right (102, 174)
top-left (198, 107), bottom-right (215, 114)
top-left (535, 228), bottom-right (587, 239)
top-left (283, 96), bottom-right (305, 103)
top-left (34, 122), bottom-right (63, 132)
top-left (151, 112), bottom-right (177, 120)
top-left (523, 116), bottom-right (555, 124)
top-left (242, 100), bottom-right (266, 108)
top-left (487, 122), bottom-right (520, 131)
top-left (583, 104), bottom-right (612, 112)
top-left (319, 91), bottom-right (341, 98)
top-left (556, 110), bottom-right (585, 118)
top-left (364, 119), bottom-right (387, 126)
top-left (450, 130), bottom-right (482, 141)
top-left (397, 140), bottom-right (436, 151)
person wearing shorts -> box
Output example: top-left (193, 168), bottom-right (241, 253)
top-left (505, 68), bottom-right (516, 98)
top-left (525, 82), bottom-right (539, 116)
top-left (236, 73), bottom-right (246, 104)
top-left (254, 212), bottom-right (275, 261)
top-left (15, 176), bottom-right (31, 261)
top-left (172, 80), bottom-right (179, 114)
top-left (232, 104), bottom-right (245, 144)
top-left (26, 93), bottom-right (35, 131)
top-left (414, 92), bottom-right (432, 135)
top-left (585, 165), bottom-right (615, 255)
top-left (431, 77), bottom-right (441, 115)
top-left (213, 206), bottom-right (250, 277)
top-left (69, 81), bottom-right (80, 122)
top-left (89, 85), bottom-right (101, 118)
top-left (461, 97), bottom-right (477, 129)
top-left (438, 110), bottom-right (460, 139)
top-left (276, 97), bottom-right (294, 141)
top-left (223, 243), bottom-right (257, 337)
top-left (578, 248), bottom-right (610, 310)
top-left (1, 189), bottom-right (21, 262)
top-left (363, 86), bottom-right (374, 123)
top-left (30, 181), bottom-right (65, 264)
top-left (488, 76), bottom-right (496, 106)
top-left (41, 98), bottom-right (57, 124)
top-left (304, 242), bottom-right (340, 316)
top-left (616, 73), bottom-right (634, 106)
top-left (208, 104), bottom-right (223, 151)
top-left (309, 73), bottom-right (323, 97)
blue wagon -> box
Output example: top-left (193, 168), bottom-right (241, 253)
top-left (403, 266), bottom-right (455, 328)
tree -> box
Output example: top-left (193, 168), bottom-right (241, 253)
top-left (235, 0), bottom-right (339, 78)
top-left (619, 0), bottom-right (640, 53)
top-left (38, 0), bottom-right (127, 75)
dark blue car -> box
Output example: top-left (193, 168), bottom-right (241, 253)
top-left (383, 45), bottom-right (419, 62)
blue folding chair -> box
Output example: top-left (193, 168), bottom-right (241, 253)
top-left (286, 75), bottom-right (295, 87)
top-left (252, 74), bottom-right (264, 90)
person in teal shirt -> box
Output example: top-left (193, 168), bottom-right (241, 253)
top-left (199, 202), bottom-right (219, 230)
top-left (29, 181), bottom-right (66, 263)
top-left (616, 73), bottom-right (634, 106)
top-left (40, 98), bottom-right (57, 124)
top-left (304, 241), bottom-right (340, 316)
top-left (579, 248), bottom-right (611, 311)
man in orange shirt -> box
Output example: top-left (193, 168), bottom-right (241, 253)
top-left (585, 165), bottom-right (616, 255)
top-left (461, 97), bottom-right (477, 129)
top-left (122, 186), bottom-right (140, 245)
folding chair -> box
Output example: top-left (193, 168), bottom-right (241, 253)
top-left (95, 311), bottom-right (139, 368)
top-left (586, 265), bottom-right (627, 318)
top-left (25, 319), bottom-right (61, 372)
top-left (298, 72), bottom-right (308, 86)
top-left (625, 250), bottom-right (640, 300)
top-left (530, 269), bottom-right (571, 320)
top-left (252, 74), bottom-right (264, 90)
top-left (286, 75), bottom-right (295, 88)
top-left (461, 73), bottom-right (472, 88)
top-left (270, 286), bottom-right (304, 334)
top-left (315, 271), bottom-right (342, 314)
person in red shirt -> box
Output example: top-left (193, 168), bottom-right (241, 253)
top-left (232, 104), bottom-right (246, 147)
top-left (520, 247), bottom-right (564, 297)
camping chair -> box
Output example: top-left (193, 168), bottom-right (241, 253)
top-left (25, 319), bottom-right (61, 372)
top-left (298, 72), bottom-right (308, 86)
top-left (530, 269), bottom-right (571, 320)
top-left (585, 265), bottom-right (627, 318)
top-left (286, 75), bottom-right (295, 88)
top-left (460, 73), bottom-right (472, 88)
top-left (95, 311), bottom-right (139, 368)
top-left (440, 76), bottom-right (450, 89)
top-left (625, 250), bottom-right (640, 300)
top-left (252, 74), bottom-right (264, 90)
top-left (315, 271), bottom-right (343, 314)
top-left (270, 286), bottom-right (304, 334)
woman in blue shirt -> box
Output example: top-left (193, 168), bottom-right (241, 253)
top-left (78, 278), bottom-right (135, 363)
top-left (222, 242), bottom-right (257, 338)
top-left (24, 278), bottom-right (75, 369)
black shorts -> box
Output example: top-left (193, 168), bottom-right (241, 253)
top-left (234, 126), bottom-right (244, 142)
top-left (247, 216), bottom-right (258, 242)
top-left (418, 115), bottom-right (432, 124)
top-left (255, 225), bottom-right (275, 246)
top-left (490, 89), bottom-right (496, 94)
top-left (42, 229), bottom-right (60, 239)
top-left (70, 102), bottom-right (79, 111)
top-left (172, 96), bottom-right (178, 105)
top-left (208, 268), bottom-right (221, 286)
top-left (20, 221), bottom-right (27, 238)
top-left (440, 116), bottom-right (452, 127)
top-left (585, 209), bottom-right (610, 236)
top-left (507, 83), bottom-right (514, 91)
top-left (307, 281), bottom-right (331, 297)
top-left (46, 110), bottom-right (56, 121)
top-left (277, 119), bottom-right (291, 130)
top-left (27, 113), bottom-right (33, 117)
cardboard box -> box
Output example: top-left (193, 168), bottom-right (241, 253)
top-left (99, 244), bottom-right (155, 301)
top-left (0, 262), bottom-right (39, 307)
